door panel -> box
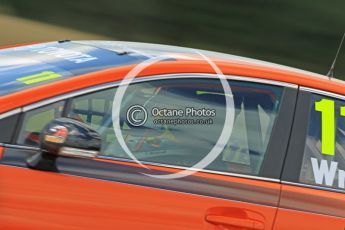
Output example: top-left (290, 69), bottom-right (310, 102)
top-left (1, 147), bottom-right (281, 206)
top-left (274, 184), bottom-right (345, 229)
top-left (0, 156), bottom-right (279, 230)
top-left (274, 208), bottom-right (345, 230)
top-left (280, 184), bottom-right (345, 218)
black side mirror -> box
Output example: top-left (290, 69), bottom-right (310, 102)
top-left (27, 118), bottom-right (101, 171)
top-left (40, 117), bottom-right (101, 158)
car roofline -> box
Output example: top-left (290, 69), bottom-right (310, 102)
top-left (0, 59), bottom-right (345, 114)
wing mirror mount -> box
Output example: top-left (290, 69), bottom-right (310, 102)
top-left (27, 118), bottom-right (101, 171)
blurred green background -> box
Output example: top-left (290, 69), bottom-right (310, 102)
top-left (0, 0), bottom-right (344, 77)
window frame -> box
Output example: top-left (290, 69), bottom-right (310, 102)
top-left (15, 100), bottom-right (66, 147)
top-left (2, 73), bottom-right (297, 181)
top-left (0, 112), bottom-right (20, 144)
top-left (282, 87), bottom-right (345, 194)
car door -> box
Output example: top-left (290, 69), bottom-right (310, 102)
top-left (274, 88), bottom-right (345, 229)
top-left (0, 74), bottom-right (297, 230)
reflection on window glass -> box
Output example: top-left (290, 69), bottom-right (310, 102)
top-left (300, 94), bottom-right (345, 190)
top-left (67, 78), bottom-right (283, 176)
top-left (17, 101), bottom-right (65, 146)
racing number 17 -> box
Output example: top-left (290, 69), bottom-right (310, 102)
top-left (315, 98), bottom-right (345, 156)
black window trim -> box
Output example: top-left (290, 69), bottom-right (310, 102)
top-left (281, 90), bottom-right (311, 182)
top-left (260, 87), bottom-right (298, 179)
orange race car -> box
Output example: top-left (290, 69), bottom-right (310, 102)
top-left (0, 40), bottom-right (344, 230)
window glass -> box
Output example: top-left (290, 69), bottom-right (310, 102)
top-left (67, 78), bottom-right (283, 175)
top-left (17, 101), bottom-right (65, 146)
top-left (300, 94), bottom-right (345, 190)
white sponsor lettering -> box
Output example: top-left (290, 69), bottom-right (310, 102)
top-left (339, 169), bottom-right (345, 189)
top-left (311, 157), bottom-right (345, 189)
top-left (311, 158), bottom-right (337, 186)
top-left (31, 46), bottom-right (98, 64)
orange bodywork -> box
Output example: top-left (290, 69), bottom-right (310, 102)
top-left (0, 165), bottom-right (279, 230)
top-left (0, 42), bottom-right (39, 50)
top-left (0, 42), bottom-right (345, 229)
top-left (273, 184), bottom-right (345, 230)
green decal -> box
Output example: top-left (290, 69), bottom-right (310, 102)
top-left (315, 99), bottom-right (335, 156)
top-left (17, 71), bottom-right (62, 85)
top-left (340, 106), bottom-right (345, 117)
top-left (196, 90), bottom-right (233, 97)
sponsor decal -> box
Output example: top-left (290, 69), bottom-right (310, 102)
top-left (30, 46), bottom-right (98, 64)
top-left (311, 98), bottom-right (345, 189)
top-left (0, 41), bottom-right (151, 95)
top-left (16, 71), bottom-right (62, 85)
top-left (311, 157), bottom-right (345, 189)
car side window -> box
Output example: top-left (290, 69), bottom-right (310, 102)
top-left (17, 101), bottom-right (65, 147)
top-left (299, 94), bottom-right (345, 191)
top-left (66, 78), bottom-right (283, 176)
